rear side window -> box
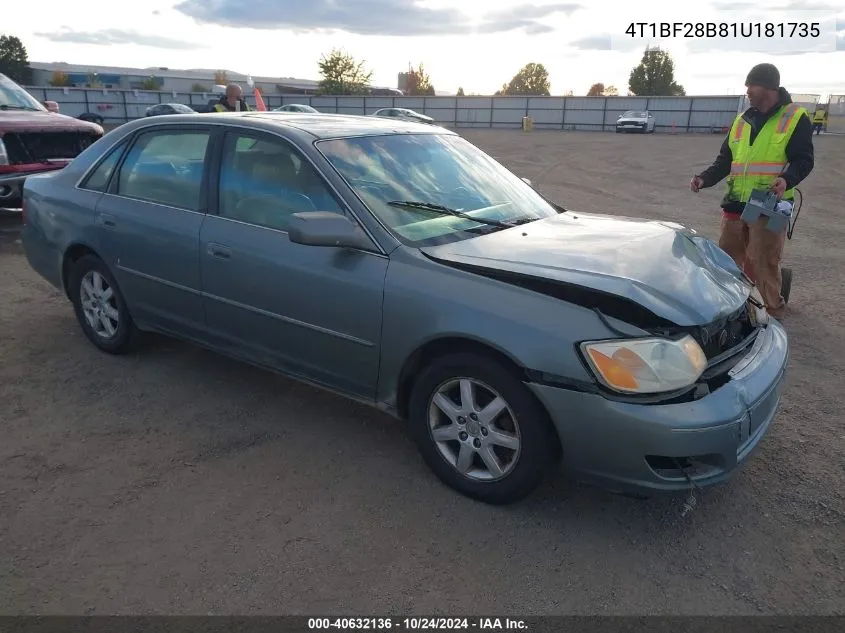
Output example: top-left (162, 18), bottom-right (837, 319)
top-left (79, 140), bottom-right (127, 192)
top-left (115, 129), bottom-right (211, 210)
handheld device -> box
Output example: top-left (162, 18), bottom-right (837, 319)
top-left (739, 188), bottom-right (793, 233)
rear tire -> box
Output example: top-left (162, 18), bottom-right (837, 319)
top-left (407, 352), bottom-right (560, 505)
top-left (68, 254), bottom-right (141, 354)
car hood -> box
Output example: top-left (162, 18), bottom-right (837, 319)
top-left (419, 211), bottom-right (752, 326)
top-left (0, 110), bottom-right (102, 134)
top-left (618, 116), bottom-right (646, 123)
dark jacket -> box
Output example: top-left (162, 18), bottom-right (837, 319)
top-left (213, 95), bottom-right (251, 112)
top-left (697, 87), bottom-right (814, 214)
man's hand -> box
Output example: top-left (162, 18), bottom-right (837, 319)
top-left (770, 177), bottom-right (787, 199)
top-left (690, 175), bottom-right (705, 193)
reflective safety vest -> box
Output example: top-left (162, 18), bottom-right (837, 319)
top-left (812, 109), bottom-right (826, 122)
top-left (213, 100), bottom-right (251, 112)
top-left (725, 102), bottom-right (807, 204)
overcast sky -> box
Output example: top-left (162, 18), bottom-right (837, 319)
top-left (7, 0), bottom-right (845, 96)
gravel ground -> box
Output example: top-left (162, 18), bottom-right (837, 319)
top-left (0, 130), bottom-right (843, 616)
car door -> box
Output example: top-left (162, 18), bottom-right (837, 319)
top-left (199, 128), bottom-right (388, 399)
top-left (94, 124), bottom-right (213, 338)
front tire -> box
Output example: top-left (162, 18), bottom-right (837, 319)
top-left (68, 254), bottom-right (141, 354)
top-left (407, 352), bottom-right (560, 505)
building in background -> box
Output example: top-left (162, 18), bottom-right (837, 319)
top-left (27, 62), bottom-right (396, 95)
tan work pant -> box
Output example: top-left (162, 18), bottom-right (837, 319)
top-left (718, 213), bottom-right (787, 318)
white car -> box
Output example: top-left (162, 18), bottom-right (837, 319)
top-left (273, 104), bottom-right (319, 113)
top-left (615, 109), bottom-right (655, 133)
top-left (372, 107), bottom-right (434, 125)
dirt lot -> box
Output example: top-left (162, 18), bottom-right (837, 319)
top-left (1, 130), bottom-right (843, 616)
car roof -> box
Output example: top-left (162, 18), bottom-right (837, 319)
top-left (130, 111), bottom-right (450, 139)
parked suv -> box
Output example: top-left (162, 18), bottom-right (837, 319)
top-left (0, 73), bottom-right (103, 209)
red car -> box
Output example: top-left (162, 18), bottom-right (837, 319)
top-left (1, 73), bottom-right (103, 209)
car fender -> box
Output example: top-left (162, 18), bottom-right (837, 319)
top-left (375, 249), bottom-right (647, 408)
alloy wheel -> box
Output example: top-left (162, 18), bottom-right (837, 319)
top-left (427, 377), bottom-right (522, 481)
top-left (79, 270), bottom-right (120, 339)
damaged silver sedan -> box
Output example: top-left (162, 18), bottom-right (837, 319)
top-left (20, 112), bottom-right (788, 504)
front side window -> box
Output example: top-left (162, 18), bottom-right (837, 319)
top-left (217, 131), bottom-right (343, 231)
top-left (116, 129), bottom-right (211, 210)
top-left (316, 132), bottom-right (560, 246)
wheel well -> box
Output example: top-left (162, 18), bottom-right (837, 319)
top-left (397, 338), bottom-right (524, 420)
top-left (61, 244), bottom-right (100, 299)
top-left (395, 337), bottom-right (564, 461)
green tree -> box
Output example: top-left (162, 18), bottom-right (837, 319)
top-left (603, 85), bottom-right (619, 96)
top-left (0, 34), bottom-right (32, 84)
top-left (139, 76), bottom-right (159, 90)
top-left (191, 82), bottom-right (209, 92)
top-left (317, 48), bottom-right (373, 95)
top-left (587, 82), bottom-right (604, 96)
top-left (628, 47), bottom-right (685, 96)
top-left (50, 71), bottom-right (72, 87)
top-left (456, 86), bottom-right (465, 96)
top-left (405, 62), bottom-right (435, 96)
top-left (498, 63), bottom-right (551, 96)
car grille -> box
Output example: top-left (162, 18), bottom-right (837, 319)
top-left (688, 300), bottom-right (757, 361)
top-left (2, 131), bottom-right (100, 164)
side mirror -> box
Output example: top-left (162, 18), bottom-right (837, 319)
top-left (43, 100), bottom-right (60, 113)
top-left (288, 211), bottom-right (374, 250)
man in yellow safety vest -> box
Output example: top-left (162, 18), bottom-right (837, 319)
top-left (689, 63), bottom-right (815, 319)
top-left (811, 108), bottom-right (827, 135)
top-left (212, 83), bottom-right (252, 113)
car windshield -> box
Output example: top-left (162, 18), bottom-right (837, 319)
top-left (623, 110), bottom-right (646, 117)
top-left (0, 74), bottom-right (46, 111)
top-left (316, 132), bottom-right (561, 246)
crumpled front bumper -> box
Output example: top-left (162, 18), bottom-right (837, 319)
top-left (527, 320), bottom-right (789, 495)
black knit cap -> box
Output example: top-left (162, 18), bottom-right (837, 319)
top-left (745, 63), bottom-right (780, 90)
